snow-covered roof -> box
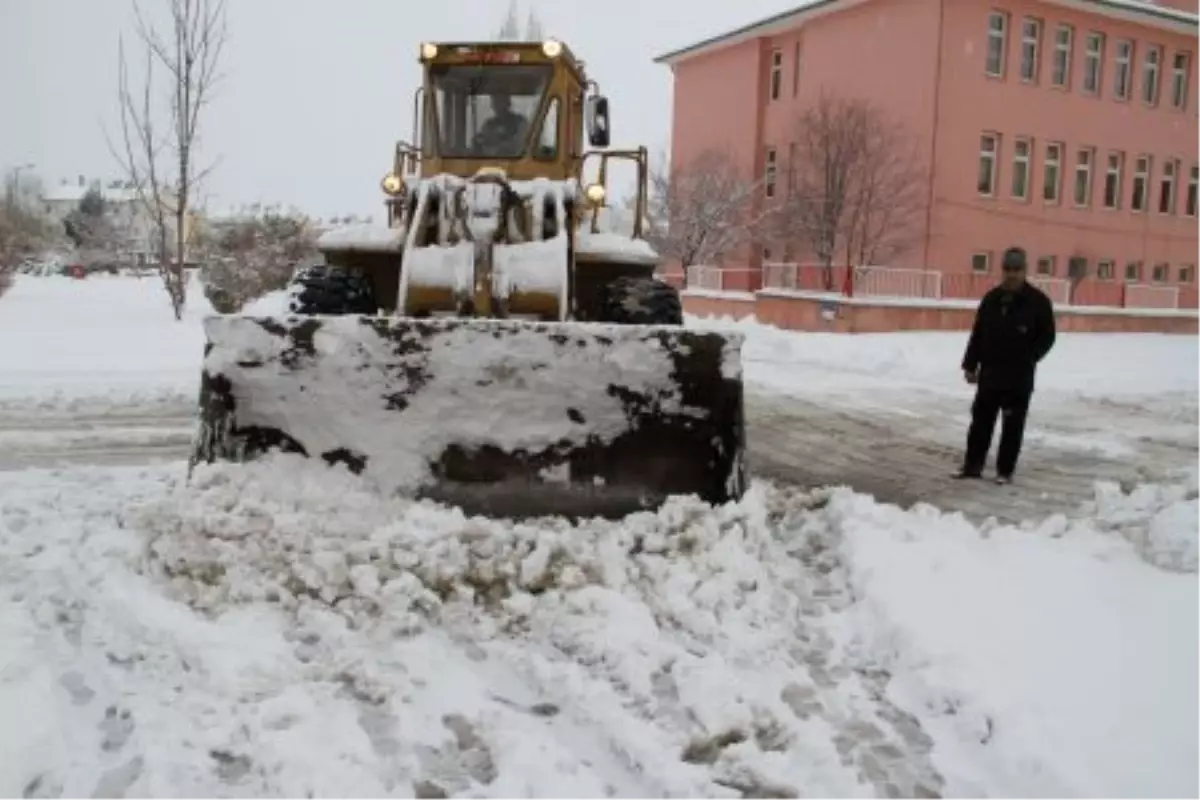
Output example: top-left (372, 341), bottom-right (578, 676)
top-left (42, 183), bottom-right (139, 204)
top-left (655, 0), bottom-right (1195, 66)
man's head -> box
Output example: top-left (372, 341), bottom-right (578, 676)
top-left (490, 93), bottom-right (512, 115)
top-left (1000, 246), bottom-right (1028, 292)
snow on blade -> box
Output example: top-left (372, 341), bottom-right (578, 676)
top-left (195, 315), bottom-right (745, 514)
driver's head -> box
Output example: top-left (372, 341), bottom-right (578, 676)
top-left (490, 94), bottom-right (512, 115)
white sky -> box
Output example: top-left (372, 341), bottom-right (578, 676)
top-left (0, 0), bottom-right (798, 218)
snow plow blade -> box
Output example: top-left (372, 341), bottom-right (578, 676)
top-left (191, 315), bottom-right (746, 519)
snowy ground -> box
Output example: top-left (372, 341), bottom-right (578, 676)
top-left (0, 275), bottom-right (1197, 797)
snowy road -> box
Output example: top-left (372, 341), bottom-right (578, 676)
top-left (0, 387), bottom-right (1193, 526)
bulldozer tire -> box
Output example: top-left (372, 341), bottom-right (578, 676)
top-left (287, 264), bottom-right (377, 315)
top-left (600, 276), bottom-right (683, 326)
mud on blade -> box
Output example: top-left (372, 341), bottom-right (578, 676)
top-left (192, 315), bottom-right (746, 519)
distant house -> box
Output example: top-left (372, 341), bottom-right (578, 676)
top-left (42, 177), bottom-right (163, 265)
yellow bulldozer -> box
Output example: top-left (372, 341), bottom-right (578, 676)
top-left (191, 38), bottom-right (746, 519)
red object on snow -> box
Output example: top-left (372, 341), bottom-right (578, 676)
top-left (69, 264), bottom-right (86, 279)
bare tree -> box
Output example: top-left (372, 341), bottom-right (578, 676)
top-left (776, 92), bottom-right (926, 288)
top-left (0, 168), bottom-right (57, 274)
top-left (111, 0), bottom-right (228, 320)
top-left (647, 149), bottom-right (770, 285)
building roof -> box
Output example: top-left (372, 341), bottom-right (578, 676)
top-left (653, 0), bottom-right (1198, 66)
top-left (42, 182), bottom-right (139, 204)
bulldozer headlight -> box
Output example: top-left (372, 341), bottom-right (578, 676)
top-left (541, 39), bottom-right (563, 58)
top-left (420, 42), bottom-right (438, 60)
top-left (584, 183), bottom-right (606, 205)
top-left (381, 172), bottom-right (403, 195)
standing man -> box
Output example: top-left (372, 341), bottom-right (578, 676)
top-left (956, 246), bottom-right (1057, 484)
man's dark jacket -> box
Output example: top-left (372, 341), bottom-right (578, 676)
top-left (962, 282), bottom-right (1057, 391)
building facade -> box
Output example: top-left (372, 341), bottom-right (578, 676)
top-left (656, 0), bottom-right (1199, 307)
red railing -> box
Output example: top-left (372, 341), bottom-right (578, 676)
top-left (686, 263), bottom-right (1196, 311)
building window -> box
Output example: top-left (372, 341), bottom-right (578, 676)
top-left (1172, 52), bottom-right (1190, 110)
top-left (1152, 263), bottom-right (1169, 283)
top-left (1051, 24), bottom-right (1073, 88)
top-left (972, 252), bottom-right (991, 273)
top-left (1114, 40), bottom-right (1134, 100)
top-left (979, 133), bottom-right (1000, 196)
top-left (986, 11), bottom-right (1009, 77)
top-left (770, 49), bottom-right (783, 100)
top-left (1043, 142), bottom-right (1063, 203)
top-left (793, 41), bottom-right (802, 96)
top-left (1020, 17), bottom-right (1042, 82)
top-left (1011, 137), bottom-right (1032, 199)
top-left (1074, 147), bottom-right (1094, 207)
top-left (1067, 257), bottom-right (1088, 280)
top-left (1097, 259), bottom-right (1115, 280)
top-left (1083, 32), bottom-right (1104, 94)
top-left (1125, 261), bottom-right (1142, 282)
top-left (1037, 255), bottom-right (1057, 276)
top-left (1179, 264), bottom-right (1195, 283)
top-left (1143, 45), bottom-right (1162, 105)
top-left (765, 147), bottom-right (778, 198)
top-left (1159, 158), bottom-right (1178, 214)
top-left (1187, 164), bottom-right (1198, 217)
top-left (1131, 155), bottom-right (1151, 212)
top-left (1104, 151), bottom-right (1124, 210)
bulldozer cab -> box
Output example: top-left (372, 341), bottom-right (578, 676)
top-left (411, 40), bottom-right (609, 182)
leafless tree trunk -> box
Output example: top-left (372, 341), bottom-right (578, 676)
top-left (647, 149), bottom-right (772, 287)
top-left (111, 0), bottom-right (227, 320)
top-left (776, 92), bottom-right (926, 290)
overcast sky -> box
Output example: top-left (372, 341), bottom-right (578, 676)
top-left (1, 0), bottom-right (798, 218)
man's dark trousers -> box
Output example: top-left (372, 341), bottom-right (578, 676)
top-left (964, 383), bottom-right (1032, 477)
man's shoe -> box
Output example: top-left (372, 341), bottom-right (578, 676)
top-left (995, 474), bottom-right (1013, 485)
top-left (953, 468), bottom-right (983, 480)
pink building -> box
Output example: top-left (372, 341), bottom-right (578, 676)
top-left (656, 0), bottom-right (1199, 311)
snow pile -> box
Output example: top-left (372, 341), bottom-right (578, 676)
top-left (2, 456), bottom-right (1196, 797)
top-left (240, 288), bottom-right (290, 316)
top-left (317, 223), bottom-right (406, 253)
top-left (1091, 469), bottom-right (1199, 572)
top-left (835, 484), bottom-right (1199, 797)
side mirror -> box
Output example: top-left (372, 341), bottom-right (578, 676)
top-left (587, 95), bottom-right (610, 148)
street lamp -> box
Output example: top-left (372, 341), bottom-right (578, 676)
top-left (6, 162), bottom-right (36, 210)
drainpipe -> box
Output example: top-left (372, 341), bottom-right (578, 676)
top-left (921, 0), bottom-right (946, 273)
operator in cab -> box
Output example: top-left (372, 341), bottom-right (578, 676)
top-left (472, 93), bottom-right (529, 155)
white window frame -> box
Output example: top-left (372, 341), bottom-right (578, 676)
top-left (1083, 32), bottom-right (1104, 95)
top-left (986, 11), bottom-right (1009, 77)
top-left (1158, 157), bottom-right (1178, 215)
top-left (1104, 151), bottom-right (1124, 210)
top-left (1052, 24), bottom-right (1073, 88)
top-left (1171, 51), bottom-right (1190, 110)
top-left (972, 252), bottom-right (992, 273)
top-left (1125, 261), bottom-right (1142, 282)
top-left (1132, 155), bottom-right (1152, 213)
top-left (1020, 17), bottom-right (1042, 83)
top-left (1074, 147), bottom-right (1095, 208)
top-left (765, 147), bottom-right (778, 198)
top-left (1036, 255), bottom-right (1057, 276)
top-left (1114, 39), bottom-right (1134, 100)
top-left (1143, 44), bottom-right (1162, 106)
top-left (770, 49), bottom-right (783, 101)
top-left (1187, 164), bottom-right (1198, 217)
top-left (1012, 137), bottom-right (1032, 200)
top-left (1097, 259), bottom-right (1115, 280)
top-left (1179, 264), bottom-right (1195, 284)
top-left (1043, 141), bottom-right (1063, 204)
top-left (979, 133), bottom-right (1000, 196)
top-left (1152, 263), bottom-right (1169, 283)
